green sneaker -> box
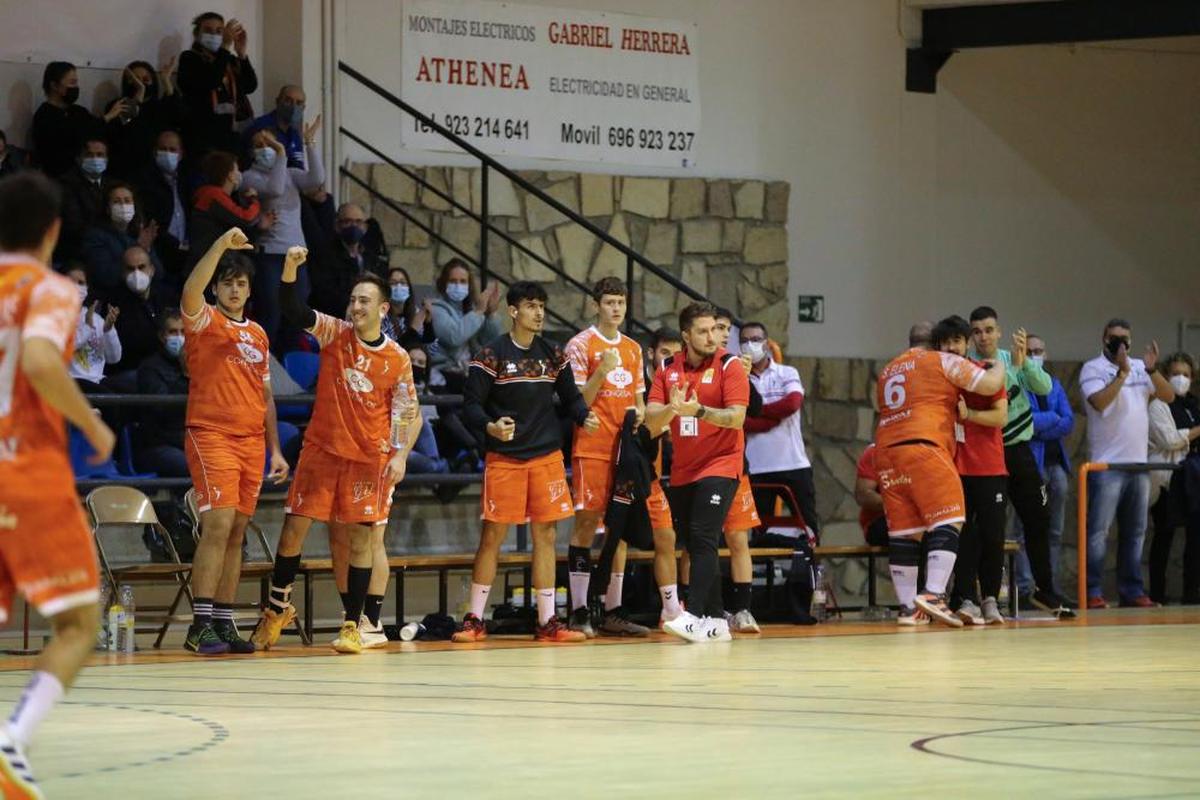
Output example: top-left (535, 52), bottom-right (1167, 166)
top-left (213, 620), bottom-right (256, 654)
top-left (185, 623), bottom-right (231, 655)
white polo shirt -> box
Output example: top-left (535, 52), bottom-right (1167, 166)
top-left (746, 359), bottom-right (810, 473)
top-left (1079, 353), bottom-right (1154, 463)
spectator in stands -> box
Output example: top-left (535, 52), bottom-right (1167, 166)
top-left (1148, 353), bottom-right (1200, 604)
top-left (428, 258), bottom-right (502, 390)
top-left (63, 264), bottom-right (121, 393)
top-left (177, 13), bottom-right (257, 157)
top-left (1080, 318), bottom-right (1174, 608)
top-left (244, 85), bottom-right (310, 168)
top-left (241, 121), bottom-right (324, 348)
top-left (405, 345), bottom-right (449, 476)
top-left (135, 310), bottom-right (189, 477)
top-left (104, 59), bottom-right (185, 179)
top-left (81, 182), bottom-right (162, 302)
top-left (309, 202), bottom-right (387, 317)
top-left (188, 150), bottom-right (262, 262)
top-left (57, 137), bottom-right (112, 261)
top-left (0, 130), bottom-right (29, 177)
top-left (111, 246), bottom-right (170, 375)
top-left (1011, 333), bottom-right (1073, 605)
top-left (383, 267), bottom-right (434, 349)
top-left (31, 61), bottom-right (107, 178)
top-left (134, 130), bottom-right (189, 290)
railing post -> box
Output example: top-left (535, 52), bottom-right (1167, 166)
top-left (480, 164), bottom-right (490, 288)
top-left (625, 252), bottom-right (635, 334)
top-left (1077, 462), bottom-right (1104, 615)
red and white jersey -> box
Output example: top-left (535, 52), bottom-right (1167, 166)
top-left (183, 304), bottom-right (270, 437)
top-left (0, 255), bottom-right (79, 481)
top-left (565, 326), bottom-right (645, 461)
top-left (876, 348), bottom-right (986, 455)
top-left (305, 312), bottom-right (416, 463)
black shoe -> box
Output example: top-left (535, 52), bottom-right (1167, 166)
top-left (1031, 589), bottom-right (1076, 620)
top-left (212, 620), bottom-right (256, 653)
top-left (568, 606), bottom-right (596, 639)
top-left (185, 623), bottom-right (231, 655)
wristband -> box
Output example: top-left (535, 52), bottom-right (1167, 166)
top-left (696, 405), bottom-right (707, 419)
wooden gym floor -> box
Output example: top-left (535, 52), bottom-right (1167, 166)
top-left (1, 609), bottom-right (1198, 799)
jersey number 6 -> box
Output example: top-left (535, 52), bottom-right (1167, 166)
top-left (883, 373), bottom-right (907, 410)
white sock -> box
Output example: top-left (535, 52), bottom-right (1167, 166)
top-left (604, 574), bottom-right (624, 612)
top-left (925, 550), bottom-right (958, 596)
top-left (569, 571), bottom-right (590, 611)
top-left (535, 588), bottom-right (556, 626)
top-left (469, 583), bottom-right (491, 619)
top-left (890, 566), bottom-right (918, 608)
top-left (7, 671), bottom-right (64, 748)
top-left (659, 584), bottom-right (682, 619)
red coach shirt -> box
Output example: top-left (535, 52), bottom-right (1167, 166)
top-left (856, 444), bottom-right (884, 535)
top-left (954, 361), bottom-right (1007, 477)
top-left (649, 347), bottom-right (749, 485)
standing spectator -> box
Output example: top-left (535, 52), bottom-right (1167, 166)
top-left (241, 121), bottom-right (324, 348)
top-left (1148, 353), bottom-right (1200, 604)
top-left (111, 247), bottom-right (170, 374)
top-left (188, 150), bottom-right (262, 261)
top-left (1080, 319), bottom-right (1175, 608)
top-left (1011, 333), bottom-right (1074, 604)
top-left (384, 267), bottom-right (434, 349)
top-left (309, 202), bottom-right (388, 317)
top-left (0, 130), bottom-right (29, 177)
top-left (135, 310), bottom-right (190, 477)
top-left (63, 264), bottom-right (121, 393)
top-left (31, 62), bottom-right (107, 178)
top-left (428, 258), bottom-right (503, 390)
top-left (134, 130), bottom-right (190, 290)
top-left (244, 85), bottom-right (310, 168)
top-left (177, 13), bottom-right (257, 157)
top-left (81, 182), bottom-right (161, 302)
top-left (104, 59), bottom-right (185, 179)
top-left (57, 138), bottom-right (112, 262)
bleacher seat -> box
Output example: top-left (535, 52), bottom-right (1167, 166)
top-left (283, 351), bottom-right (321, 390)
top-left (117, 424), bottom-right (158, 478)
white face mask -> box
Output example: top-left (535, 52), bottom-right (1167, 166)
top-left (125, 269), bottom-right (150, 294)
top-left (1170, 375), bottom-right (1192, 396)
top-left (741, 340), bottom-right (766, 362)
top-left (110, 202), bottom-right (135, 224)
top-left (1029, 355), bottom-right (1045, 369)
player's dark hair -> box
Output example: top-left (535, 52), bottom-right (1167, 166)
top-left (969, 305), bottom-right (999, 324)
top-left (192, 12), bottom-right (225, 34)
top-left (352, 272), bottom-right (389, 302)
top-left (1104, 318), bottom-right (1132, 334)
top-left (591, 276), bottom-right (626, 302)
top-left (932, 315), bottom-right (971, 349)
top-left (0, 172), bottom-right (61, 251)
top-left (213, 252), bottom-right (255, 285)
top-left (678, 301), bottom-right (718, 333)
top-left (741, 320), bottom-right (767, 338)
top-left (42, 61), bottom-right (75, 94)
top-left (507, 280), bottom-right (547, 307)
top-left (650, 327), bottom-right (681, 350)
top-left (714, 306), bottom-right (734, 323)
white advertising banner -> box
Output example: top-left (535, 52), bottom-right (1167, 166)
top-left (399, 0), bottom-right (701, 167)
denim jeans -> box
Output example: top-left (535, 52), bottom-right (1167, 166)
top-left (1011, 462), bottom-right (1069, 596)
top-left (1086, 470), bottom-right (1150, 599)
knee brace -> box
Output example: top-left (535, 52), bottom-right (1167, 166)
top-left (887, 536), bottom-right (921, 568)
top-left (924, 525), bottom-right (960, 555)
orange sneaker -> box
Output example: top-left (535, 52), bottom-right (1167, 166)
top-left (534, 616), bottom-right (587, 643)
top-left (451, 613), bottom-right (488, 643)
top-left (1087, 596), bottom-right (1108, 610)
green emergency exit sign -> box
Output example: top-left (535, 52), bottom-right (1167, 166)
top-left (797, 295), bottom-right (824, 323)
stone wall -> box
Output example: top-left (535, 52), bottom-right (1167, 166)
top-left (343, 163), bottom-right (791, 340)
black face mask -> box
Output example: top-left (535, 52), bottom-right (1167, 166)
top-left (412, 367), bottom-right (428, 385)
top-left (63, 86), bottom-right (80, 104)
top-left (1105, 336), bottom-right (1131, 356)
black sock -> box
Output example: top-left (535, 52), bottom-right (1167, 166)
top-left (680, 584), bottom-right (689, 605)
top-left (365, 594), bottom-right (384, 627)
top-left (270, 554), bottom-right (302, 611)
top-left (213, 601), bottom-right (234, 624)
top-left (345, 566), bottom-right (371, 623)
top-left (732, 582), bottom-right (752, 613)
top-left (193, 597), bottom-right (213, 627)
top-left (339, 592), bottom-right (352, 618)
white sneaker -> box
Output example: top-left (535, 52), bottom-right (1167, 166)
top-left (956, 599), bottom-right (986, 626)
top-left (704, 616), bottom-right (733, 642)
top-left (358, 615), bottom-right (389, 649)
top-left (663, 611), bottom-right (704, 642)
top-left (0, 726), bottom-right (43, 799)
top-left (897, 606), bottom-right (930, 626)
top-left (729, 609), bottom-right (761, 633)
top-left (981, 597), bottom-right (1006, 625)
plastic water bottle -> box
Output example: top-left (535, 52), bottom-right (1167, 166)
top-left (118, 584), bottom-right (136, 653)
top-left (811, 565), bottom-right (828, 622)
top-left (399, 622), bottom-right (426, 642)
top-left (96, 574), bottom-right (112, 650)
top-left (555, 587), bottom-right (568, 615)
top-left (107, 597), bottom-right (124, 652)
top-left (510, 586), bottom-right (525, 607)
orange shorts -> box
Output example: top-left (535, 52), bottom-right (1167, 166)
top-left (482, 451), bottom-right (573, 525)
top-left (0, 485), bottom-right (99, 624)
top-left (572, 456), bottom-right (614, 513)
top-left (186, 427), bottom-right (265, 517)
top-left (724, 475), bottom-right (761, 532)
top-left (875, 443), bottom-right (965, 536)
top-left (647, 479), bottom-right (674, 532)
top-left (285, 442), bottom-right (394, 525)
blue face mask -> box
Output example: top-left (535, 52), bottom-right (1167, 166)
top-left (445, 283), bottom-right (469, 304)
top-left (253, 147), bottom-right (276, 170)
top-left (199, 32), bottom-right (223, 53)
top-left (277, 103), bottom-right (304, 128)
top-left (391, 284), bottom-right (410, 304)
top-left (81, 157), bottom-right (107, 178)
top-left (165, 334), bottom-right (185, 358)
top-left (155, 150), bottom-right (180, 174)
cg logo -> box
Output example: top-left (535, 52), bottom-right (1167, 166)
top-left (236, 342), bottom-right (264, 363)
top-left (344, 368), bottom-right (375, 393)
top-left (606, 368), bottom-right (633, 389)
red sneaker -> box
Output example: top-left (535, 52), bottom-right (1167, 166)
top-left (451, 613), bottom-right (488, 643)
top-left (1121, 595), bottom-right (1158, 608)
top-left (534, 616), bottom-right (587, 643)
top-left (1087, 596), bottom-right (1108, 609)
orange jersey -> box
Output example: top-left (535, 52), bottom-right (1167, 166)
top-left (565, 326), bottom-right (645, 461)
top-left (875, 348), bottom-right (985, 454)
top-left (183, 304), bottom-right (270, 437)
top-left (0, 255), bottom-right (80, 482)
top-left (304, 312), bottom-right (416, 463)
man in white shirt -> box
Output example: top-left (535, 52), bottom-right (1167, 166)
top-left (1079, 318), bottom-right (1174, 608)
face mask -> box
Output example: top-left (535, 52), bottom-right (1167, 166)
top-left (278, 103), bottom-right (304, 128)
top-left (338, 225), bottom-right (365, 245)
top-left (199, 33), bottom-right (223, 52)
top-left (76, 284), bottom-right (88, 303)
top-left (1029, 355), bottom-right (1045, 369)
top-left (445, 283), bottom-right (470, 304)
top-left (412, 366), bottom-right (428, 385)
top-left (1105, 337), bottom-right (1130, 357)
top-left (63, 86), bottom-right (80, 104)
top-left (125, 270), bottom-right (150, 294)
top-left (155, 150), bottom-right (180, 173)
top-left (1170, 375), bottom-right (1191, 396)
top-left (741, 340), bottom-right (766, 362)
top-left (391, 284), bottom-right (410, 304)
top-left (165, 334), bottom-right (185, 358)
top-left (109, 203), bottom-right (135, 224)
top-left (253, 147), bottom-right (276, 170)
top-left (80, 157), bottom-right (107, 178)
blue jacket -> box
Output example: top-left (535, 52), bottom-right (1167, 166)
top-left (1026, 375), bottom-right (1073, 475)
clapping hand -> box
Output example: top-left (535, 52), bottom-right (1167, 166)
top-left (1011, 328), bottom-right (1028, 368)
top-left (1144, 340), bottom-right (1161, 372)
top-left (583, 411), bottom-right (601, 432)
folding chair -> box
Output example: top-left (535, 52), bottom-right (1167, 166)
top-left (183, 489), bottom-right (310, 644)
top-left (86, 486), bottom-right (193, 648)
top-left (750, 481), bottom-right (841, 618)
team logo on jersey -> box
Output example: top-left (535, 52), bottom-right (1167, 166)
top-left (606, 367), bottom-right (633, 389)
top-left (548, 480), bottom-right (568, 503)
top-left (344, 368), bottom-right (375, 393)
top-left (668, 372), bottom-right (680, 383)
top-left (506, 363), bottom-right (518, 374)
top-left (352, 481), bottom-right (376, 503)
top-left (702, 368), bottom-right (715, 384)
top-left (236, 342), bottom-right (264, 363)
